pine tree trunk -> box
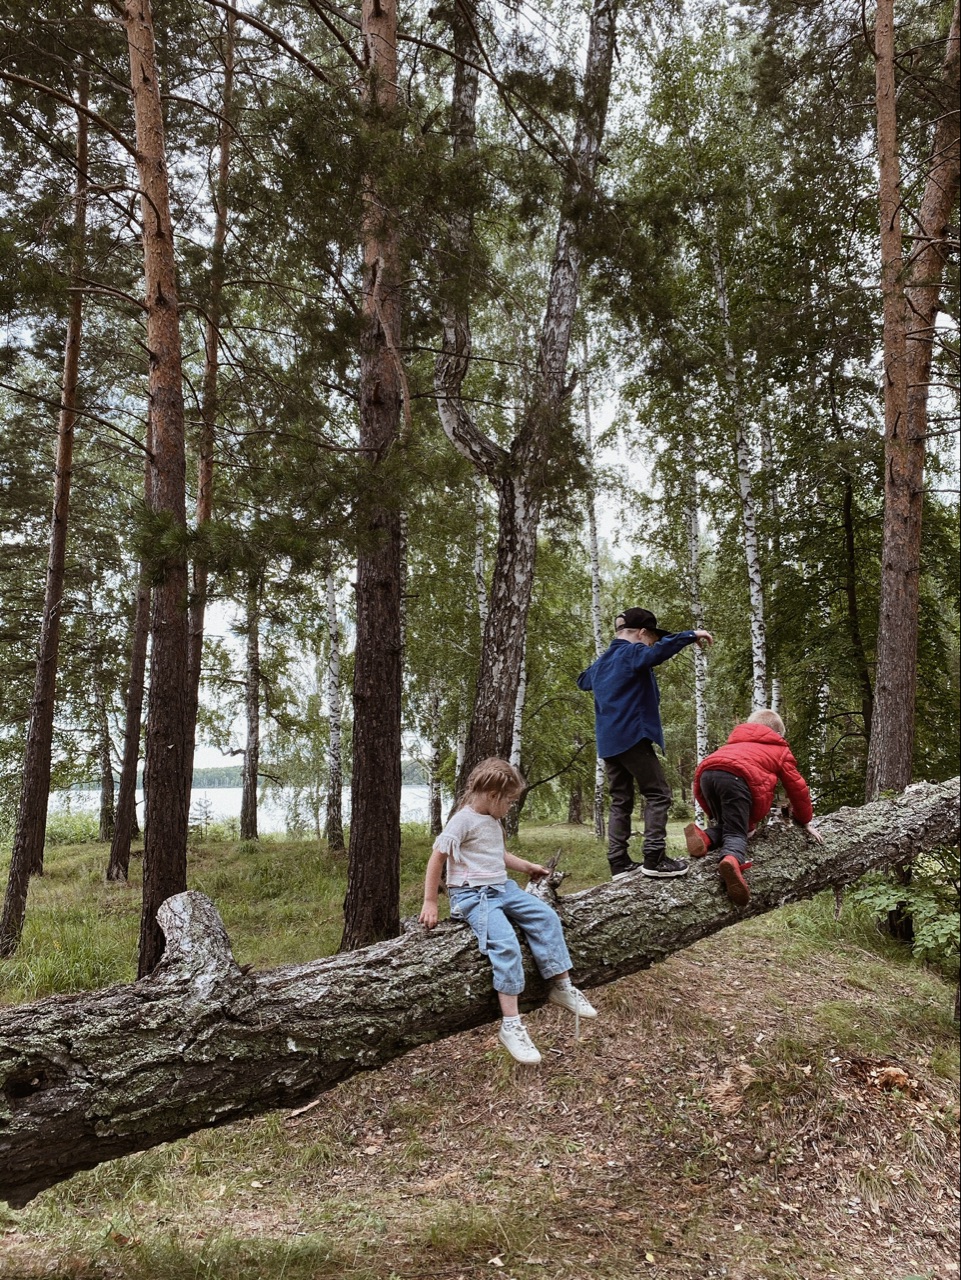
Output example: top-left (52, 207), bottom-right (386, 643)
top-left (186, 3), bottom-right (234, 799)
top-left (866, 0), bottom-right (960, 798)
top-left (0, 75), bottom-right (88, 957)
top-left (126, 0), bottom-right (191, 978)
top-left (1, 779), bottom-right (955, 1209)
top-left (107, 432), bottom-right (153, 882)
top-left (324, 571), bottom-right (345, 853)
top-left (341, 0), bottom-right (404, 950)
top-left (240, 576), bottom-right (261, 842)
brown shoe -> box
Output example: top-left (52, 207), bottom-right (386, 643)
top-left (719, 855), bottom-right (750, 906)
top-left (684, 822), bottom-right (710, 857)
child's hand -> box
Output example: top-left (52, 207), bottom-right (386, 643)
top-left (694, 629), bottom-right (714, 648)
top-left (419, 901), bottom-right (438, 929)
top-left (525, 862), bottom-right (550, 879)
top-left (803, 823), bottom-right (823, 845)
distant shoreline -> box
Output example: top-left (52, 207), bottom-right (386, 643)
top-left (68, 760), bottom-right (431, 791)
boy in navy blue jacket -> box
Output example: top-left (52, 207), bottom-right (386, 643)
top-left (577, 607), bottom-right (713, 880)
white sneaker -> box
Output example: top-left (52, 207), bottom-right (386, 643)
top-left (498, 1020), bottom-right (542, 1064)
top-left (548, 984), bottom-right (598, 1018)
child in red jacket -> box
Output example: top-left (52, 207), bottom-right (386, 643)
top-left (685, 709), bottom-right (822, 906)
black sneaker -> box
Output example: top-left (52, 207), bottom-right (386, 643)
top-left (640, 855), bottom-right (689, 878)
top-left (610, 859), bottom-right (643, 880)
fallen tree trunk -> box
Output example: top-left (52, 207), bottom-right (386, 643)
top-left (1, 780), bottom-right (957, 1207)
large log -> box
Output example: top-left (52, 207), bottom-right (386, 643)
top-left (1, 780), bottom-right (957, 1207)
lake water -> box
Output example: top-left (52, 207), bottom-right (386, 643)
top-left (55, 785), bottom-right (440, 836)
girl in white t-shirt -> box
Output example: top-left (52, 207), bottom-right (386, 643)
top-left (419, 757), bottom-right (596, 1064)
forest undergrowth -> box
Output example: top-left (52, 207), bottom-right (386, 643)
top-left (0, 823), bottom-right (958, 1280)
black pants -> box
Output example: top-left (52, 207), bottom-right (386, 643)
top-left (698, 769), bottom-right (752, 867)
top-left (604, 740), bottom-right (673, 868)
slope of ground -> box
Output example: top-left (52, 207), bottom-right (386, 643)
top-left (0, 827), bottom-right (957, 1279)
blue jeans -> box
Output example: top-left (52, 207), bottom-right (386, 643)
top-left (448, 879), bottom-right (572, 996)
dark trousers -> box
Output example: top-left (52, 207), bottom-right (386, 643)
top-left (698, 769), bottom-right (752, 867)
top-left (604, 740), bottom-right (673, 867)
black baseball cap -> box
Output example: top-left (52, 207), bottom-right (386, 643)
top-left (615, 607), bottom-right (671, 638)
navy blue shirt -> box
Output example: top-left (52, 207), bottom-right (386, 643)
top-left (576, 632), bottom-right (697, 757)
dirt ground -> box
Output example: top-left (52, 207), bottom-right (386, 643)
top-left (1, 919), bottom-right (958, 1280)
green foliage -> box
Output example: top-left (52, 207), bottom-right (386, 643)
top-left (849, 849), bottom-right (961, 979)
top-left (42, 807), bottom-right (101, 846)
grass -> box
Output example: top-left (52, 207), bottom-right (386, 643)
top-left (0, 820), bottom-right (959, 1279)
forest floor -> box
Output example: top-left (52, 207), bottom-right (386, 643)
top-left (0, 822), bottom-right (958, 1280)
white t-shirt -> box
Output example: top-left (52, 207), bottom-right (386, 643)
top-left (434, 806), bottom-right (508, 887)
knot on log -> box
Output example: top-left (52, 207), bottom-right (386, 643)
top-left (155, 891), bottom-right (240, 998)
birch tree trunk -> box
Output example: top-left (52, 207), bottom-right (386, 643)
top-left (125, 0), bottom-right (191, 977)
top-left (324, 570), bottom-right (345, 853)
top-left (1, 780), bottom-right (955, 1209)
top-left (341, 0), bottom-right (404, 950)
top-left (83, 585), bottom-right (116, 842)
top-left (684, 439), bottom-right (709, 774)
top-left (866, 0), bottom-right (960, 798)
top-left (708, 229), bottom-right (767, 708)
top-left (581, 346), bottom-right (606, 839)
top-left (427, 684), bottom-right (443, 836)
top-left (107, 429), bottom-right (153, 882)
top-left (436, 0), bottom-right (620, 790)
top-left (0, 72), bottom-right (88, 956)
top-left (239, 576), bottom-right (261, 842)
top-left (473, 474), bottom-right (489, 628)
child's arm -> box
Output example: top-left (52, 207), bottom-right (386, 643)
top-left (505, 852), bottom-right (549, 879)
top-left (419, 847), bottom-right (447, 929)
top-left (778, 749), bottom-right (815, 826)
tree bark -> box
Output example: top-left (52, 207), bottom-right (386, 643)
top-left (107, 428), bottom-right (153, 882)
top-left (125, 0), bottom-right (191, 977)
top-left (239, 574), bottom-right (261, 842)
top-left (865, 0), bottom-right (960, 798)
top-left (185, 1), bottom-right (235, 803)
top-left (341, 0), bottom-right (405, 950)
top-left (0, 779), bottom-right (956, 1210)
top-left (323, 570), bottom-right (345, 853)
top-left (83, 585), bottom-right (116, 842)
top-left (436, 0), bottom-right (620, 791)
top-left (581, 344), bottom-right (606, 840)
top-left (0, 69), bottom-right (89, 956)
top-left (707, 227), bottom-right (767, 709)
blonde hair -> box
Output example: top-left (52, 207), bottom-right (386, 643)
top-left (747, 708), bottom-right (786, 737)
top-left (460, 757), bottom-right (525, 808)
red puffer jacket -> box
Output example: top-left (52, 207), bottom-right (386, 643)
top-left (693, 723), bottom-right (814, 827)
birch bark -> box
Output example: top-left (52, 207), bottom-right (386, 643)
top-left (324, 570), bottom-right (345, 853)
top-left (708, 229), bottom-right (767, 708)
top-left (435, 0), bottom-right (620, 789)
top-left (581, 348), bottom-right (606, 839)
top-left (239, 576), bottom-right (261, 842)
